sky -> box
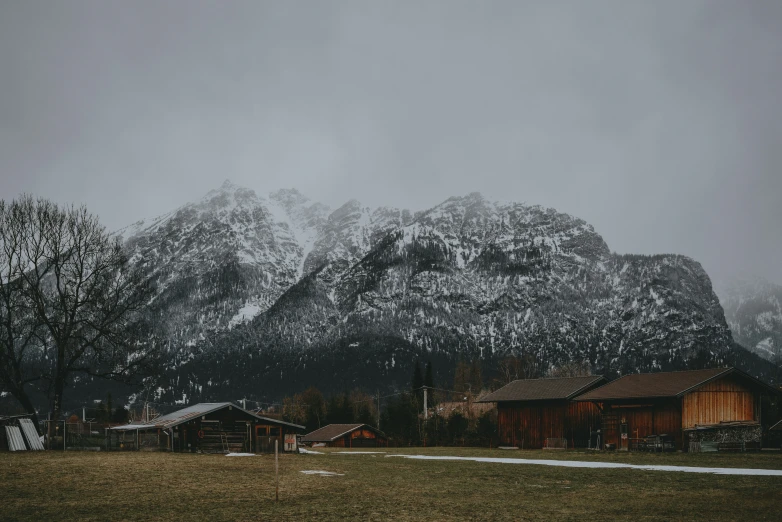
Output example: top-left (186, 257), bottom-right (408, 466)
top-left (1, 0), bottom-right (781, 288)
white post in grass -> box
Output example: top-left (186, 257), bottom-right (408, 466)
top-left (275, 439), bottom-right (279, 501)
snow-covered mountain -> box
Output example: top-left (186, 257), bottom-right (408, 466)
top-left (117, 182), bottom-right (761, 402)
top-left (719, 277), bottom-right (782, 362)
top-left (120, 181), bottom-right (411, 341)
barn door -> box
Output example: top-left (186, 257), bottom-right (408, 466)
top-left (620, 423), bottom-right (629, 451)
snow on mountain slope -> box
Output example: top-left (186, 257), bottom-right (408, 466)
top-left (304, 200), bottom-right (413, 284)
top-left (720, 277), bottom-right (782, 362)
top-left (122, 181), bottom-right (318, 338)
top-left (119, 183), bottom-right (745, 400)
top-left (329, 194), bottom-right (730, 376)
top-left (121, 181), bottom-right (412, 343)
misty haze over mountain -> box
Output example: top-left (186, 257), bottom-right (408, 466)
top-left (1, 1), bottom-right (781, 292)
top-left (1, 2), bottom-right (781, 409)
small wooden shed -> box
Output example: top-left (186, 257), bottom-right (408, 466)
top-left (301, 424), bottom-right (387, 448)
top-left (108, 402), bottom-right (304, 453)
top-left (477, 376), bottom-right (606, 449)
top-left (574, 367), bottom-right (780, 451)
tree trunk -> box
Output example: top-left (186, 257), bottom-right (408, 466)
top-left (10, 388), bottom-right (40, 433)
top-left (50, 346), bottom-right (66, 446)
top-left (18, 393), bottom-right (40, 433)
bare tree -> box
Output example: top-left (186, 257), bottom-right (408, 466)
top-left (494, 354), bottom-right (542, 387)
top-left (0, 198), bottom-right (47, 427)
top-left (0, 196), bottom-right (156, 432)
top-left (547, 360), bottom-right (592, 378)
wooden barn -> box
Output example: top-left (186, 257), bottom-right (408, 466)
top-left (574, 367), bottom-right (780, 451)
top-left (478, 376), bottom-right (606, 449)
top-left (108, 402), bottom-right (304, 453)
top-left (301, 423), bottom-right (387, 448)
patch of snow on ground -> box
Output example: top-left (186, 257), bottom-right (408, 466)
top-left (300, 470), bottom-right (344, 476)
top-left (334, 451), bottom-right (385, 455)
top-left (385, 455), bottom-right (782, 476)
top-left (225, 453), bottom-right (257, 457)
top-left (299, 448), bottom-right (323, 454)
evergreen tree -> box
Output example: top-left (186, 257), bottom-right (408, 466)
top-left (424, 361), bottom-right (434, 389)
top-left (412, 360), bottom-right (424, 402)
top-left (341, 392), bottom-right (354, 424)
top-left (469, 360), bottom-right (483, 393)
top-left (412, 360), bottom-right (424, 391)
top-left (424, 360), bottom-right (436, 408)
top-left (112, 406), bottom-right (129, 424)
top-left (448, 411), bottom-right (469, 444)
top-left (453, 359), bottom-right (471, 395)
top-left (326, 394), bottom-right (341, 424)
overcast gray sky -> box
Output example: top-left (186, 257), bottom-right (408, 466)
top-left (1, 0), bottom-right (780, 287)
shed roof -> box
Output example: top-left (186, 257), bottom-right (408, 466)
top-left (477, 375), bottom-right (606, 403)
top-left (301, 423), bottom-right (385, 442)
top-left (109, 402), bottom-right (304, 431)
top-left (575, 367), bottom-right (778, 401)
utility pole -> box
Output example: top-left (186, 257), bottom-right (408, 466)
top-left (423, 386), bottom-right (428, 419)
top-left (82, 406), bottom-right (86, 423)
top-left (274, 439), bottom-right (279, 502)
top-left (376, 390), bottom-right (380, 430)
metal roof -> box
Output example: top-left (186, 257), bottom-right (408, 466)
top-left (109, 402), bottom-right (304, 431)
top-left (574, 367), bottom-right (779, 401)
top-left (477, 376), bottom-right (606, 403)
top-left (18, 419), bottom-right (44, 451)
top-left (301, 423), bottom-right (386, 442)
top-left (5, 426), bottom-right (27, 451)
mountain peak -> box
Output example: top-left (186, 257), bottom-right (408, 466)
top-left (217, 179), bottom-right (243, 192)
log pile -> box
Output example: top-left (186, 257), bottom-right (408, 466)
top-left (687, 424), bottom-right (761, 443)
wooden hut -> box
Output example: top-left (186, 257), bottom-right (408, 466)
top-left (108, 402), bottom-right (304, 453)
top-left (301, 424), bottom-right (387, 448)
top-left (477, 376), bottom-right (606, 449)
top-left (574, 367), bottom-right (780, 451)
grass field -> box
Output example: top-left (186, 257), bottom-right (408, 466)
top-left (2, 447), bottom-right (782, 521)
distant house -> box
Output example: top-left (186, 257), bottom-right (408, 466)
top-left (574, 367), bottom-right (780, 451)
top-left (301, 424), bottom-right (387, 448)
top-left (433, 400), bottom-right (494, 419)
top-left (478, 376), bottom-right (606, 449)
top-left (108, 402), bottom-right (304, 453)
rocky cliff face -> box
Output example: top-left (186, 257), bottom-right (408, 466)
top-left (117, 182), bottom-right (745, 403)
top-left (720, 277), bottom-right (782, 362)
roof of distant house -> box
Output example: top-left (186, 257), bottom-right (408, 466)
top-left (109, 402), bottom-right (304, 431)
top-left (301, 423), bottom-right (385, 442)
top-left (477, 375), bottom-right (606, 403)
top-left (575, 367), bottom-right (779, 401)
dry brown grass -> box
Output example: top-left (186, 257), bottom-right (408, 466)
top-left (1, 447), bottom-right (781, 521)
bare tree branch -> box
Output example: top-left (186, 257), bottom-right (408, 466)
top-left (0, 195), bottom-right (158, 431)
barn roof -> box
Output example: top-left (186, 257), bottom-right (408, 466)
top-left (109, 402), bottom-right (304, 431)
top-left (575, 367), bottom-right (779, 401)
top-left (477, 376), bottom-right (606, 403)
top-left (301, 423), bottom-right (385, 442)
